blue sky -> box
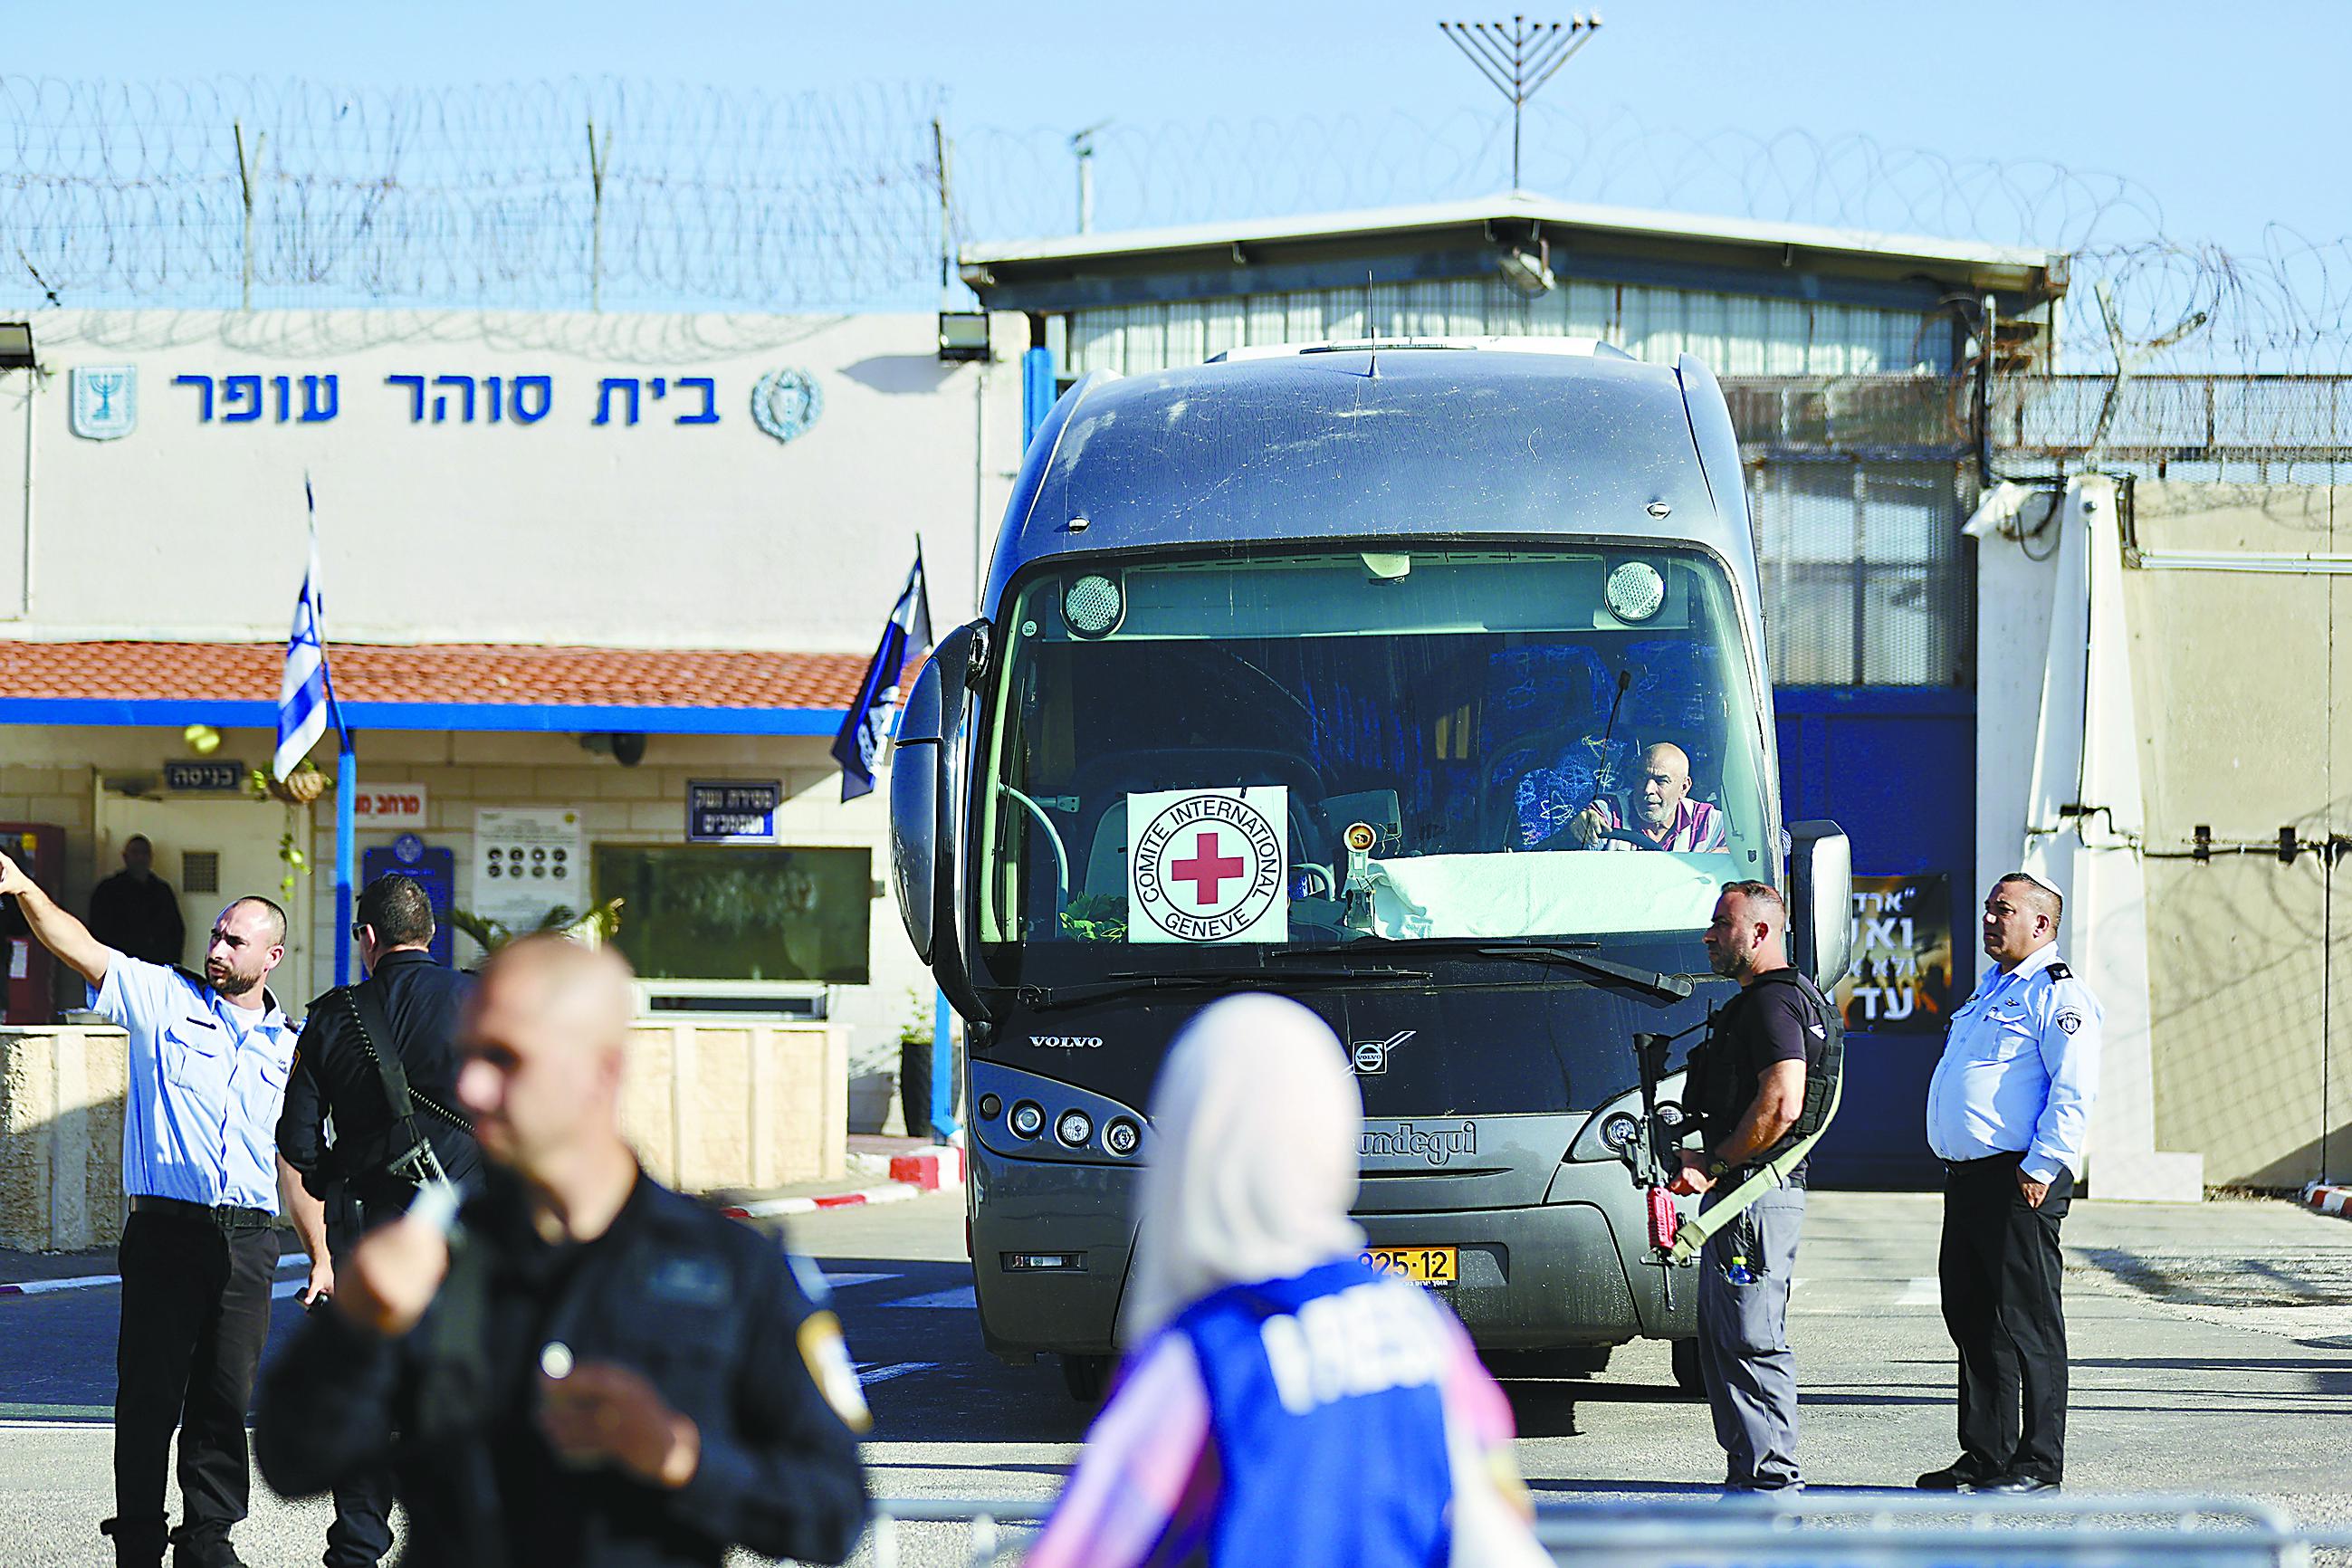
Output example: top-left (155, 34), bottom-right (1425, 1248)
top-left (9, 0), bottom-right (2335, 255)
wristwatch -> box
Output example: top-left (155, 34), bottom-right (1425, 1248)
top-left (1704, 1154), bottom-right (1735, 1181)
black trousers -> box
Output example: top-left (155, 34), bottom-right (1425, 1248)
top-left (321, 1216), bottom-right (396, 1568)
top-left (1939, 1154), bottom-right (2074, 1482)
top-left (113, 1208), bottom-right (279, 1565)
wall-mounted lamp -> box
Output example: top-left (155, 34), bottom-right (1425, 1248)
top-left (0, 322), bottom-right (33, 370)
top-left (938, 311), bottom-right (992, 364)
top-left (578, 731), bottom-right (649, 768)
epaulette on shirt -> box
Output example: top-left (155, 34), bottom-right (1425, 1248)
top-left (2044, 961), bottom-right (2073, 981)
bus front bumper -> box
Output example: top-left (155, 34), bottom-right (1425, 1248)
top-left (969, 1151), bottom-right (1697, 1359)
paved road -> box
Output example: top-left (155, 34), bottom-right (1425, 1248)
top-left (5, 1190), bottom-right (2351, 1564)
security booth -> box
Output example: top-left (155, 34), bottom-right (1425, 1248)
top-left (957, 195), bottom-right (2068, 1188)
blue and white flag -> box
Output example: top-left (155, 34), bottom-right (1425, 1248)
top-left (272, 482), bottom-right (340, 779)
top-left (831, 547), bottom-right (933, 801)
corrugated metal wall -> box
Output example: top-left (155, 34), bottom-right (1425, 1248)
top-left (1068, 278), bottom-right (1951, 379)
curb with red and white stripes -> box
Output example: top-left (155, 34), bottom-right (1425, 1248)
top-left (2306, 1181), bottom-right (2352, 1218)
top-left (719, 1144), bottom-right (963, 1221)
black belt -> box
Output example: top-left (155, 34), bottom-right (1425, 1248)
top-left (130, 1195), bottom-right (275, 1230)
top-left (1944, 1151), bottom-right (2025, 1173)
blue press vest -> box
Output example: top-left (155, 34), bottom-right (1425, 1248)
top-left (1171, 1259), bottom-right (1455, 1568)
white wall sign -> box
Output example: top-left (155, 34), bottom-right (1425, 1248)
top-left (474, 807), bottom-right (585, 931)
top-left (353, 782), bottom-right (429, 828)
top-left (1127, 788), bottom-right (1288, 944)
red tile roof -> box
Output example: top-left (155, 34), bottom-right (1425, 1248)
top-left (0, 641), bottom-right (886, 710)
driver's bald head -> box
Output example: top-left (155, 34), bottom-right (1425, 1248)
top-left (1641, 742), bottom-right (1692, 783)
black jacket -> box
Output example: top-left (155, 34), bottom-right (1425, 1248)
top-left (254, 1169), bottom-right (871, 1568)
top-left (279, 949), bottom-right (482, 1210)
top-left (90, 870), bottom-right (185, 968)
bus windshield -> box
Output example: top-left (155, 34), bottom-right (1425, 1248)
top-left (973, 546), bottom-right (1773, 966)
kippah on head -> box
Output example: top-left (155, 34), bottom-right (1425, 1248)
top-left (1996, 872), bottom-right (2063, 925)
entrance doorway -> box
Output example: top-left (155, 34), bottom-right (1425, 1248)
top-left (94, 796), bottom-right (316, 1008)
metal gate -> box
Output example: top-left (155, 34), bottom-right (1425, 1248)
top-left (1748, 451), bottom-right (1977, 1190)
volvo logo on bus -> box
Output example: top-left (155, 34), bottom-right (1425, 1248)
top-left (1351, 1030), bottom-right (1415, 1074)
top-left (1028, 1035), bottom-right (1103, 1049)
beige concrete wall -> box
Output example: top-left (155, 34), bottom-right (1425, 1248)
top-left (0, 1027), bottom-right (127, 1251)
top-left (617, 1022), bottom-right (848, 1193)
top-left (2123, 481), bottom-right (2351, 1185)
top-left (0, 1018), bottom-right (843, 1250)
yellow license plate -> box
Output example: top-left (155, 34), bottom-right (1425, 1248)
top-left (1362, 1246), bottom-right (1458, 1286)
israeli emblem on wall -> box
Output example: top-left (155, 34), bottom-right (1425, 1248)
top-left (71, 365), bottom-right (138, 440)
top-left (751, 368), bottom-right (825, 445)
top-left (1128, 787), bottom-right (1288, 944)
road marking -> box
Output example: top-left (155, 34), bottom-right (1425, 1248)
top-left (824, 1271), bottom-right (900, 1290)
top-left (887, 1285), bottom-right (979, 1310)
top-left (1896, 1276), bottom-right (1940, 1306)
top-left (2, 1253), bottom-right (312, 1299)
top-left (0, 1405), bottom-right (114, 1421)
top-left (856, 1361), bottom-right (935, 1385)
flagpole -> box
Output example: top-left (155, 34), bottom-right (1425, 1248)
top-left (335, 724), bottom-right (356, 985)
top-left (306, 474), bottom-right (359, 988)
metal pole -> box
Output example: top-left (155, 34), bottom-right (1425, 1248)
top-left (335, 731), bottom-right (357, 984)
top-left (586, 120), bottom-right (610, 313)
top-left (234, 122), bottom-right (263, 311)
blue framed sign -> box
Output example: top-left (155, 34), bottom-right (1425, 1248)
top-left (686, 779), bottom-right (782, 844)
top-left (361, 838), bottom-right (457, 966)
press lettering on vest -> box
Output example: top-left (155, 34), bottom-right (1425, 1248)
top-left (1259, 1283), bottom-right (1441, 1415)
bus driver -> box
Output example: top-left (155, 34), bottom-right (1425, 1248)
top-left (1569, 742), bottom-right (1730, 854)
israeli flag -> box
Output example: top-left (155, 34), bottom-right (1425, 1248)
top-left (831, 547), bottom-right (933, 802)
top-left (272, 485), bottom-right (339, 780)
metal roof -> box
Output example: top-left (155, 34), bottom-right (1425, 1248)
top-left (961, 192), bottom-right (2061, 314)
top-left (983, 343), bottom-right (1754, 617)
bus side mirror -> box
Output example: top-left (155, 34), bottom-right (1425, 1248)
top-left (888, 622), bottom-right (990, 1019)
top-left (1787, 821), bottom-right (1852, 992)
top-left (889, 656), bottom-right (946, 963)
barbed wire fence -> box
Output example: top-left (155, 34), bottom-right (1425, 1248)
top-left (4, 77), bottom-right (2348, 381)
top-left (2, 78), bottom-right (949, 314)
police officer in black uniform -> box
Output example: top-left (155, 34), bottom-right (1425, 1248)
top-left (256, 935), bottom-right (870, 1568)
top-left (1672, 880), bottom-right (1834, 1493)
top-left (276, 872), bottom-right (482, 1568)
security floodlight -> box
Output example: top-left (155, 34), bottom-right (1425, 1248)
top-left (0, 322), bottom-right (33, 370)
top-left (938, 311), bottom-right (992, 364)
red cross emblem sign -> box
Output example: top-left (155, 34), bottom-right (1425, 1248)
top-left (1127, 787), bottom-right (1289, 943)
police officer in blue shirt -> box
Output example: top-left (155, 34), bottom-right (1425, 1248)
top-left (1917, 872), bottom-right (2101, 1496)
top-left (0, 849), bottom-right (303, 1568)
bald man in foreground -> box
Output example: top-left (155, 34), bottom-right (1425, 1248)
top-left (256, 937), bottom-right (871, 1567)
top-left (1571, 741), bottom-right (1730, 853)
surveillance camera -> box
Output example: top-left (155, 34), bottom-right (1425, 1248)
top-left (611, 732), bottom-right (648, 768)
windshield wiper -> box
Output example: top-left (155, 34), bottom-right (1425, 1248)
top-left (1013, 964), bottom-right (1431, 1012)
top-left (1276, 937), bottom-right (1693, 1005)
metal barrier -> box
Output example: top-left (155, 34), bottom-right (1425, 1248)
top-left (866, 1492), bottom-right (2351, 1568)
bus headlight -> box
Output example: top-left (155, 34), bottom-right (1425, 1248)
top-left (1605, 559), bottom-right (1665, 623)
top-left (1104, 1118), bottom-right (1142, 1157)
top-left (1600, 1113), bottom-right (1641, 1152)
top-left (1064, 574), bottom-right (1123, 636)
top-left (1009, 1101), bottom-right (1045, 1139)
top-left (1056, 1109), bottom-right (1095, 1149)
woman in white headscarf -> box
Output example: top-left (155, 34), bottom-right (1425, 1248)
top-left (1025, 993), bottom-right (1544, 1568)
